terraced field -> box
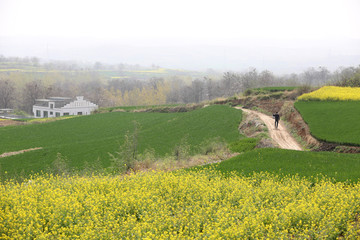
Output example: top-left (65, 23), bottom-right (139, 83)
top-left (297, 86), bottom-right (360, 101)
top-left (295, 101), bottom-right (360, 145)
top-left (212, 148), bottom-right (360, 182)
top-left (3, 90), bottom-right (360, 239)
top-left (0, 105), bottom-right (242, 176)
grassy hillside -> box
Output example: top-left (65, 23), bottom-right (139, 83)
top-left (295, 101), bottom-right (360, 145)
top-left (210, 148), bottom-right (360, 182)
top-left (0, 105), bottom-right (242, 176)
top-left (251, 86), bottom-right (297, 93)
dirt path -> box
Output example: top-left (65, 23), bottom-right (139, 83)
top-left (0, 119), bottom-right (23, 127)
top-left (0, 147), bottom-right (43, 158)
top-left (237, 107), bottom-right (302, 151)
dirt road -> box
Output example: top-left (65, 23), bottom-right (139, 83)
top-left (237, 107), bottom-right (302, 151)
top-left (0, 147), bottom-right (43, 158)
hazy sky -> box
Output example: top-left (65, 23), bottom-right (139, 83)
top-left (1, 0), bottom-right (360, 73)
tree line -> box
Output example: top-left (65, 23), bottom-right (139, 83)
top-left (0, 57), bottom-right (359, 114)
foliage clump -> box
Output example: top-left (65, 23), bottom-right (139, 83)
top-left (334, 67), bottom-right (360, 87)
top-left (109, 121), bottom-right (141, 173)
top-left (229, 138), bottom-right (259, 153)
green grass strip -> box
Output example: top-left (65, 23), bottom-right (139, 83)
top-left (295, 101), bottom-right (360, 145)
top-left (214, 148), bottom-right (360, 182)
top-left (0, 105), bottom-right (242, 177)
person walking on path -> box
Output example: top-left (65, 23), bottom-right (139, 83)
top-left (273, 112), bottom-right (280, 129)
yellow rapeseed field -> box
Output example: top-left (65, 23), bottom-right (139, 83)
top-left (298, 86), bottom-right (360, 101)
top-left (1, 169), bottom-right (360, 239)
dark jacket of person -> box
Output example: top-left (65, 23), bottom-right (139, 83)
top-left (273, 113), bottom-right (280, 121)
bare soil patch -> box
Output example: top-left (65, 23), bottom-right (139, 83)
top-left (0, 119), bottom-right (24, 127)
top-left (0, 147), bottom-right (43, 158)
top-left (280, 101), bottom-right (320, 148)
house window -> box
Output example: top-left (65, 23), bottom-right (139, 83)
top-left (77, 112), bottom-right (83, 115)
top-left (56, 112), bottom-right (60, 117)
top-left (50, 103), bottom-right (54, 109)
top-left (50, 112), bottom-right (53, 115)
top-left (36, 110), bottom-right (41, 117)
top-left (63, 112), bottom-right (69, 116)
top-left (43, 111), bottom-right (48, 118)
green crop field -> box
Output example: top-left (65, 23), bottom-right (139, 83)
top-left (104, 104), bottom-right (185, 112)
top-left (0, 105), bottom-right (242, 176)
top-left (209, 148), bottom-right (360, 182)
top-left (252, 86), bottom-right (297, 92)
top-left (244, 86), bottom-right (297, 96)
top-left (295, 101), bottom-right (360, 145)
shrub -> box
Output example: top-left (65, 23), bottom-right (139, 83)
top-left (244, 89), bottom-right (252, 96)
top-left (51, 153), bottom-right (69, 176)
top-left (229, 138), bottom-right (259, 153)
top-left (335, 69), bottom-right (360, 87)
top-left (109, 121), bottom-right (141, 173)
top-left (269, 92), bottom-right (283, 99)
top-left (259, 95), bottom-right (270, 100)
top-left (173, 135), bottom-right (190, 161)
top-left (296, 85), bottom-right (312, 96)
top-left (199, 137), bottom-right (227, 155)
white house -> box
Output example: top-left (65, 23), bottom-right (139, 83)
top-left (32, 96), bottom-right (98, 118)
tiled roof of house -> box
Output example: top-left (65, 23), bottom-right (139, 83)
top-left (34, 97), bottom-right (73, 108)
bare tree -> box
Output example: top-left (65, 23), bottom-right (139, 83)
top-left (181, 86), bottom-right (195, 103)
top-left (192, 79), bottom-right (205, 103)
top-left (149, 78), bottom-right (164, 90)
top-left (222, 72), bottom-right (242, 96)
top-left (166, 77), bottom-right (186, 103)
top-left (242, 68), bottom-right (258, 90)
top-left (204, 77), bottom-right (220, 100)
top-left (301, 67), bottom-right (330, 86)
top-left (302, 68), bottom-right (317, 86)
top-left (334, 66), bottom-right (360, 87)
top-left (317, 66), bottom-right (330, 86)
top-left (22, 80), bottom-right (45, 113)
top-left (0, 79), bottom-right (15, 108)
top-left (78, 80), bottom-right (102, 106)
top-left (259, 70), bottom-right (275, 87)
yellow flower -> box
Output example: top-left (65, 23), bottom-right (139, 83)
top-left (0, 170), bottom-right (360, 239)
top-left (298, 86), bottom-right (360, 101)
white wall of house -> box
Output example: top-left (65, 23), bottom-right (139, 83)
top-left (33, 96), bottom-right (98, 118)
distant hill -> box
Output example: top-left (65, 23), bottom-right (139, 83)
top-left (0, 57), bottom-right (211, 80)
